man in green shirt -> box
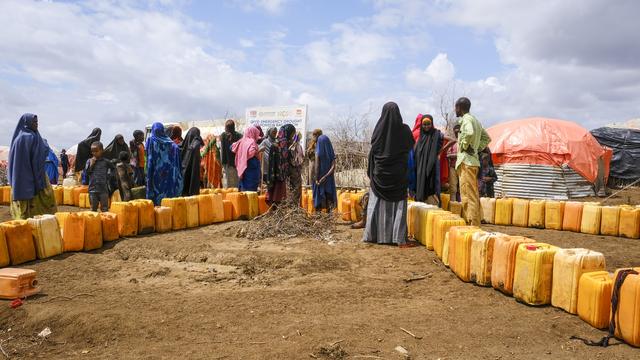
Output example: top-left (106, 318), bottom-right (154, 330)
top-left (455, 97), bottom-right (491, 226)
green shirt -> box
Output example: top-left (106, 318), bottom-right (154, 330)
top-left (455, 113), bottom-right (491, 169)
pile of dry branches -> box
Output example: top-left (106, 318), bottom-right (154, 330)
top-left (235, 195), bottom-right (337, 241)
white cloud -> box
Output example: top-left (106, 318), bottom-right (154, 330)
top-left (235, 0), bottom-right (289, 14)
top-left (0, 0), bottom-right (295, 147)
top-left (239, 38), bottom-right (255, 48)
top-left (406, 53), bottom-right (455, 88)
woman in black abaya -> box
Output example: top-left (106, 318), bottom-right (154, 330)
top-left (363, 102), bottom-right (415, 247)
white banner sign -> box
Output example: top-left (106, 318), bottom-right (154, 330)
top-left (245, 105), bottom-right (308, 147)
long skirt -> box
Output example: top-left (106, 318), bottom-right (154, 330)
top-left (363, 190), bottom-right (408, 245)
top-left (10, 175), bottom-right (58, 220)
top-left (239, 157), bottom-right (260, 192)
top-left (458, 163), bottom-right (482, 226)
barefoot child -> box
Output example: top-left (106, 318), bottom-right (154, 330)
top-left (85, 141), bottom-right (115, 212)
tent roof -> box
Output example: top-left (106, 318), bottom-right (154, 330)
top-left (488, 117), bottom-right (607, 183)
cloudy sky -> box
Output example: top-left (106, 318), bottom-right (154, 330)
top-left (1, 0), bottom-right (638, 148)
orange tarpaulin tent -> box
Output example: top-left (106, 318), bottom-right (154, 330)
top-left (488, 117), bottom-right (610, 183)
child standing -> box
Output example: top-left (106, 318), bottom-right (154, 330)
top-left (85, 141), bottom-right (114, 212)
top-left (116, 151), bottom-right (134, 201)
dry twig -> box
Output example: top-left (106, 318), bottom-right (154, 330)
top-left (400, 327), bottom-right (422, 340)
top-left (235, 196), bottom-right (336, 241)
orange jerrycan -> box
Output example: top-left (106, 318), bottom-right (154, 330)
top-left (222, 200), bottom-right (233, 222)
top-left (258, 195), bottom-right (269, 215)
top-left (0, 268), bottom-right (40, 299)
top-left (154, 206), bottom-right (173, 233)
top-left (512, 243), bottom-right (559, 305)
top-left (246, 191), bottom-right (259, 220)
top-left (618, 206), bottom-right (640, 239)
top-left (612, 268), bottom-right (640, 347)
top-left (100, 212), bottom-right (120, 241)
top-left (53, 186), bottom-right (63, 205)
top-left (184, 196), bottom-right (200, 228)
top-left (211, 194), bottom-right (225, 223)
top-left (470, 232), bottom-right (507, 287)
top-left (528, 200), bottom-right (546, 228)
top-left (80, 211), bottom-right (103, 251)
top-left (72, 186), bottom-right (88, 207)
top-left (544, 200), bottom-right (565, 230)
top-left (63, 213), bottom-right (85, 252)
top-left (491, 236), bottom-right (535, 295)
top-left (494, 198), bottom-right (513, 226)
top-left (562, 201), bottom-right (583, 232)
top-left (0, 220), bottom-right (36, 265)
top-left (227, 192), bottom-right (248, 220)
top-left (511, 199), bottom-right (529, 227)
top-left (132, 199), bottom-right (155, 234)
top-left (110, 202), bottom-right (138, 237)
top-left (197, 194), bottom-right (215, 226)
top-left (0, 227), bottom-right (11, 267)
top-left (161, 197), bottom-right (187, 230)
top-left (577, 271), bottom-right (613, 329)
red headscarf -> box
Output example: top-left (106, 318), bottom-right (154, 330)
top-left (412, 113), bottom-right (423, 142)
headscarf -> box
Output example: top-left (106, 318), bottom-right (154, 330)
top-left (146, 122), bottom-right (183, 205)
top-left (220, 120), bottom-right (242, 166)
top-left (201, 135), bottom-right (222, 188)
top-left (75, 128), bottom-right (101, 172)
top-left (260, 127), bottom-right (278, 176)
top-left (312, 135), bottom-right (337, 209)
top-left (412, 114), bottom-right (423, 142)
top-left (267, 124), bottom-right (296, 184)
top-left (254, 125), bottom-right (264, 145)
top-left (165, 125), bottom-right (174, 137)
top-left (414, 116), bottom-right (442, 202)
top-left (180, 127), bottom-right (204, 196)
top-left (232, 126), bottom-right (260, 179)
top-left (8, 114), bottom-right (50, 201)
top-left (368, 102), bottom-right (414, 202)
top-left (170, 126), bottom-right (183, 145)
top-left (44, 149), bottom-right (59, 185)
top-left (104, 134), bottom-right (130, 161)
top-left (307, 129), bottom-right (323, 159)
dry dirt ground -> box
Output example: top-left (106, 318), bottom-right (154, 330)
top-left (0, 191), bottom-right (640, 359)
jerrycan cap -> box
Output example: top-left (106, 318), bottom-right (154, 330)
top-left (525, 244), bottom-right (538, 251)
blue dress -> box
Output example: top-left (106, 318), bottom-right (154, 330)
top-left (146, 122), bottom-right (183, 205)
top-left (239, 157), bottom-right (260, 191)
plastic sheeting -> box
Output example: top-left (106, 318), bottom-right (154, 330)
top-left (591, 127), bottom-right (640, 180)
top-left (488, 117), bottom-right (608, 183)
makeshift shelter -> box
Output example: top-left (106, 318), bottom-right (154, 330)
top-left (488, 117), bottom-right (611, 200)
top-left (591, 127), bottom-right (640, 183)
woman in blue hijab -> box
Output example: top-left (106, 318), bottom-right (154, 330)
top-left (312, 134), bottom-right (337, 211)
top-left (8, 113), bottom-right (57, 219)
top-left (44, 149), bottom-right (59, 185)
top-left (146, 122), bottom-right (183, 205)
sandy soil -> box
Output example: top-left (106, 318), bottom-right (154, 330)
top-left (0, 201), bottom-right (639, 359)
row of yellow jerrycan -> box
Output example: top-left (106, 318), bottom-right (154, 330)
top-left (336, 190), bottom-right (366, 222)
top-left (481, 197), bottom-right (640, 238)
top-left (407, 201), bottom-right (640, 347)
top-left (0, 191), bottom-right (269, 267)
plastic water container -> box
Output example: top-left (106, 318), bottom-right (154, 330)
top-left (211, 194), bottom-right (225, 223)
top-left (495, 198), bottom-right (513, 226)
top-left (63, 186), bottom-right (75, 206)
top-left (491, 236), bottom-right (536, 295)
top-left (448, 226), bottom-right (482, 282)
top-left (551, 248), bottom-right (606, 314)
top-left (577, 271), bottom-right (612, 329)
top-left (0, 268), bottom-right (40, 299)
top-left (154, 206), bottom-right (173, 233)
top-left (0, 186), bottom-right (10, 205)
top-left (350, 193), bottom-right (365, 222)
top-left (600, 206), bottom-right (621, 237)
top-left (619, 206), bottom-right (640, 239)
top-left (131, 199), bottom-right (155, 234)
top-left (258, 195), bottom-right (269, 215)
top-left (0, 227), bottom-right (10, 267)
top-left (197, 194), bottom-right (215, 226)
top-left (62, 177), bottom-right (78, 187)
top-left (613, 267), bottom-right (640, 346)
top-left (414, 205), bottom-right (439, 246)
top-left (222, 200), bottom-right (233, 222)
top-left (246, 192), bottom-right (259, 220)
top-left (513, 243), bottom-right (559, 305)
top-left (562, 201), bottom-right (584, 232)
top-left (227, 193), bottom-right (248, 220)
top-left (440, 193), bottom-right (450, 211)
top-left (184, 196), bottom-right (200, 228)
top-left (0, 221), bottom-right (36, 265)
top-left (340, 196), bottom-right (351, 222)
top-left (53, 186), bottom-right (64, 206)
top-left (425, 210), bottom-right (451, 251)
top-left (27, 215), bottom-right (63, 259)
top-left (434, 215), bottom-right (466, 259)
top-left (160, 198), bottom-right (187, 230)
top-left (511, 199), bottom-right (529, 227)
top-left (480, 197), bottom-right (496, 224)
top-left (80, 211), bottom-right (103, 251)
top-left (470, 232), bottom-right (507, 286)
top-left (544, 201), bottom-right (565, 230)
top-left (580, 203), bottom-right (602, 235)
top-left (100, 212), bottom-right (120, 241)
top-left (72, 186), bottom-right (88, 207)
top-left (63, 213), bottom-right (85, 252)
top-left (54, 212), bottom-right (69, 236)
top-left (110, 202), bottom-right (139, 236)
top-left (528, 200), bottom-right (546, 229)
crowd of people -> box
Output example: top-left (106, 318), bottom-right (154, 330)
top-left (6, 116), bottom-right (338, 218)
top-left (6, 97), bottom-right (494, 250)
